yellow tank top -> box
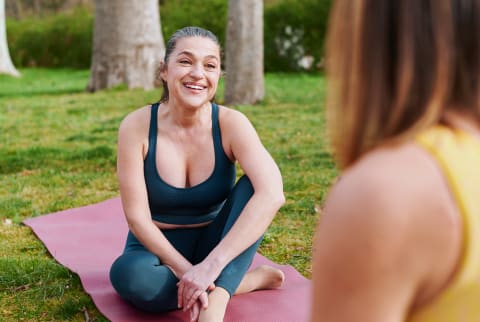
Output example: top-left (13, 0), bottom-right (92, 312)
top-left (410, 125), bottom-right (480, 322)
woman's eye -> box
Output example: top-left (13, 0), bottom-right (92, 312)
top-left (179, 60), bottom-right (191, 65)
top-left (206, 64), bottom-right (217, 69)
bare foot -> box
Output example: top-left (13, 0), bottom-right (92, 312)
top-left (235, 265), bottom-right (285, 295)
top-left (197, 267), bottom-right (285, 321)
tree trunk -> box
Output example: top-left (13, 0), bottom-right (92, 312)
top-left (87, 0), bottom-right (165, 92)
top-left (32, 0), bottom-right (41, 16)
top-left (5, 0), bottom-right (23, 20)
top-left (0, 0), bottom-right (20, 76)
top-left (224, 0), bottom-right (264, 105)
top-left (61, 0), bottom-right (92, 11)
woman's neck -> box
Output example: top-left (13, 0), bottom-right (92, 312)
top-left (161, 101), bottom-right (211, 128)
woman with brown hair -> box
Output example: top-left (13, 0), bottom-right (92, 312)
top-left (311, 0), bottom-right (480, 321)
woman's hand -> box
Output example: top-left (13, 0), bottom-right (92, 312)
top-left (177, 262), bottom-right (219, 311)
top-left (189, 300), bottom-right (201, 322)
top-left (188, 295), bottom-right (209, 322)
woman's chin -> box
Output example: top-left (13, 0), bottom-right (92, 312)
top-left (180, 96), bottom-right (212, 109)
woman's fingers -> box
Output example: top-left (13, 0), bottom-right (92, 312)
top-left (177, 266), bottom-right (216, 310)
top-left (178, 279), bottom-right (199, 309)
top-left (190, 302), bottom-right (200, 322)
top-left (207, 283), bottom-right (215, 291)
top-left (185, 289), bottom-right (203, 310)
top-left (177, 281), bottom-right (184, 308)
top-left (198, 291), bottom-right (209, 309)
top-left (188, 293), bottom-right (209, 321)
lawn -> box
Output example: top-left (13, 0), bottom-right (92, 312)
top-left (0, 69), bottom-right (337, 321)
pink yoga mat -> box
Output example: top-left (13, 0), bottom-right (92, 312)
top-left (24, 197), bottom-right (311, 322)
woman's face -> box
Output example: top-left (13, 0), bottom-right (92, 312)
top-left (161, 36), bottom-right (221, 109)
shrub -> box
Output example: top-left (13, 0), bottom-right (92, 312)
top-left (160, 0), bottom-right (228, 49)
top-left (264, 0), bottom-right (332, 72)
top-left (6, 8), bottom-right (93, 68)
top-left (5, 0), bottom-right (333, 72)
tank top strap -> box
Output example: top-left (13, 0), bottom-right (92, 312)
top-left (211, 103), bottom-right (222, 156)
top-left (148, 102), bottom-right (223, 160)
top-left (148, 103), bottom-right (160, 153)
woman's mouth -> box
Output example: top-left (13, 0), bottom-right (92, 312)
top-left (184, 83), bottom-right (206, 90)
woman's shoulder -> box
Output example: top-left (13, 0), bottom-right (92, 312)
top-left (326, 140), bottom-right (458, 244)
top-left (117, 105), bottom-right (153, 150)
top-left (328, 138), bottom-right (460, 255)
top-left (314, 143), bottom-right (462, 320)
top-left (216, 104), bottom-right (253, 132)
top-left (217, 104), bottom-right (248, 120)
top-left (335, 141), bottom-right (446, 210)
top-left (322, 141), bottom-right (462, 310)
top-left (119, 104), bottom-right (152, 133)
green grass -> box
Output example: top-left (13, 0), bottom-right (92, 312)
top-left (0, 69), bottom-right (337, 321)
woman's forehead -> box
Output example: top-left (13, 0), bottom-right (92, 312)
top-left (173, 37), bottom-right (220, 58)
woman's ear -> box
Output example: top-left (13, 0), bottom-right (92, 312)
top-left (154, 61), bottom-right (167, 88)
top-left (159, 61), bottom-right (167, 81)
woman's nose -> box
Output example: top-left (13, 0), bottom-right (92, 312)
top-left (189, 64), bottom-right (203, 78)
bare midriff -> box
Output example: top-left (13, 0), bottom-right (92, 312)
top-left (153, 220), bottom-right (213, 230)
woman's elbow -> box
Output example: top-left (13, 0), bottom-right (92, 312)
top-left (271, 190), bottom-right (286, 210)
top-left (255, 188), bottom-right (284, 212)
top-left (126, 217), bottom-right (149, 236)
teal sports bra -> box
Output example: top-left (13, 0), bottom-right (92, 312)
top-left (144, 103), bottom-right (236, 225)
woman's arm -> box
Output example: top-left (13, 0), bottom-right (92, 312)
top-left (203, 108), bottom-right (285, 271)
top-left (311, 171), bottom-right (415, 322)
top-left (178, 107), bottom-right (285, 308)
top-left (117, 107), bottom-right (192, 278)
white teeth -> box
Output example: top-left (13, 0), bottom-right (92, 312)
top-left (185, 84), bottom-right (204, 90)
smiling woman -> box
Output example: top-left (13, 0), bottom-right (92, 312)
top-left (109, 26), bottom-right (286, 322)
top-left (158, 27), bottom-right (220, 106)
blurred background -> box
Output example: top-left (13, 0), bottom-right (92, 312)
top-left (4, 0), bottom-right (331, 72)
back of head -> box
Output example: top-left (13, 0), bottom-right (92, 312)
top-left (326, 0), bottom-right (480, 169)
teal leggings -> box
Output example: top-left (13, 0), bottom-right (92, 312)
top-left (109, 176), bottom-right (262, 313)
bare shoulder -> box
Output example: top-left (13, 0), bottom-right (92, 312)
top-left (216, 104), bottom-right (252, 128)
top-left (217, 104), bottom-right (258, 145)
top-left (316, 141), bottom-right (461, 309)
top-left (117, 105), bottom-right (153, 160)
top-left (323, 145), bottom-right (421, 252)
top-left (216, 104), bottom-right (266, 164)
top-left (325, 142), bottom-right (457, 238)
top-left (118, 105), bottom-right (152, 136)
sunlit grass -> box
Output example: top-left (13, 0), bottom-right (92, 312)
top-left (0, 69), bottom-right (337, 321)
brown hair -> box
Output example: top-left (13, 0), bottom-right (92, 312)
top-left (326, 0), bottom-right (480, 169)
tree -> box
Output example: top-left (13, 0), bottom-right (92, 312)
top-left (224, 0), bottom-right (264, 105)
top-left (61, 0), bottom-right (92, 11)
top-left (0, 0), bottom-right (20, 76)
top-left (5, 0), bottom-right (23, 20)
top-left (87, 0), bottom-right (165, 92)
